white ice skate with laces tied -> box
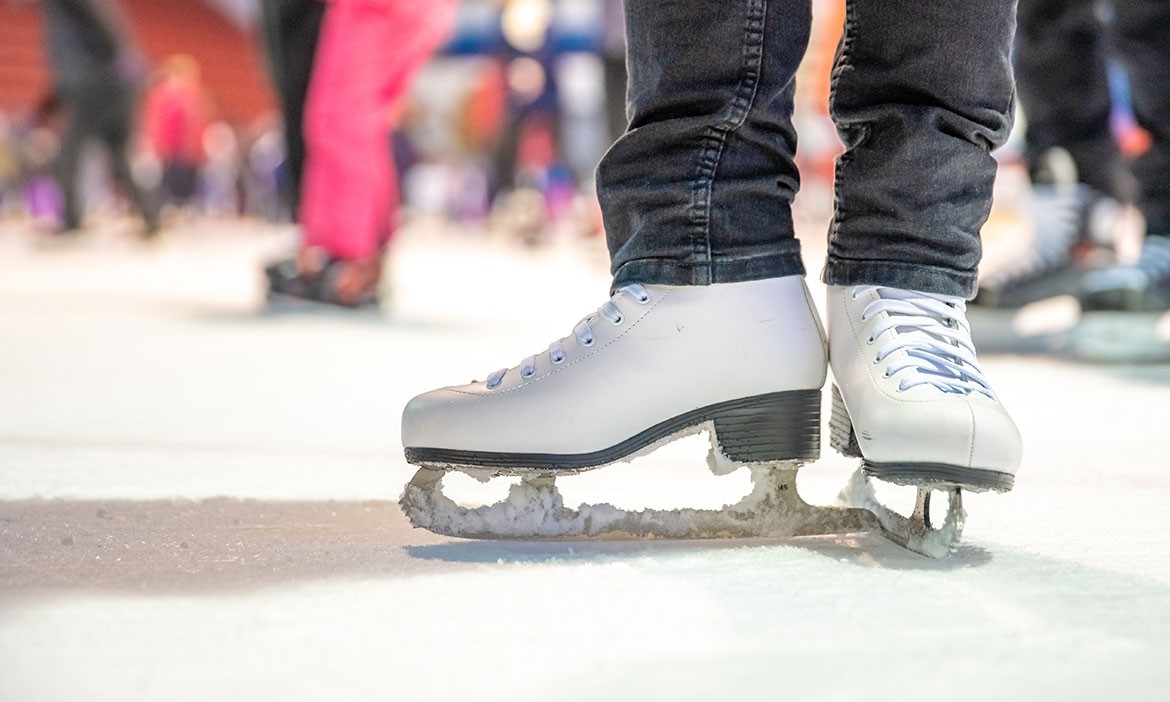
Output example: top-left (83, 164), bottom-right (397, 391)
top-left (828, 285), bottom-right (1023, 555)
top-left (400, 276), bottom-right (896, 547)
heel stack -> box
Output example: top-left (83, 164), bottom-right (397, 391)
top-left (829, 384), bottom-right (862, 458)
top-left (711, 389), bottom-right (821, 463)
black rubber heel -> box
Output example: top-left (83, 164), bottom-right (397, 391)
top-left (711, 389), bottom-right (821, 463)
top-left (829, 384), bottom-right (862, 458)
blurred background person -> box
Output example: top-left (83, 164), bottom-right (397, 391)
top-left (265, 0), bottom-right (458, 308)
top-left (40, 0), bottom-right (160, 236)
top-left (141, 53), bottom-right (211, 214)
top-left (974, 0), bottom-right (1170, 314)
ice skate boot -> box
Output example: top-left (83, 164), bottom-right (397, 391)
top-left (973, 184), bottom-right (1120, 309)
top-left (1081, 235), bottom-right (1170, 312)
top-left (828, 285), bottom-right (1023, 555)
top-left (400, 276), bottom-right (884, 542)
top-left (265, 247), bottom-right (382, 310)
top-left (1073, 235), bottom-right (1170, 361)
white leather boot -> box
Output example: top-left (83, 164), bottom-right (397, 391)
top-left (402, 276), bottom-right (827, 471)
top-left (827, 285), bottom-right (1022, 492)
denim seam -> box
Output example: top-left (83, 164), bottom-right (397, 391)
top-left (687, 0), bottom-right (767, 285)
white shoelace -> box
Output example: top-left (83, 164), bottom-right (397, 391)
top-left (485, 284), bottom-right (650, 389)
top-left (856, 286), bottom-right (995, 399)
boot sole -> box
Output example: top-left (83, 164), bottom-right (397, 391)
top-left (404, 389), bottom-right (821, 474)
top-left (829, 385), bottom-right (1015, 493)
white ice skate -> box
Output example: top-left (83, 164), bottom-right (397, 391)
top-left (398, 277), bottom-right (1011, 557)
top-left (827, 285), bottom-right (1023, 554)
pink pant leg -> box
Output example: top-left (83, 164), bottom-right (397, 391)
top-left (300, 0), bottom-right (456, 260)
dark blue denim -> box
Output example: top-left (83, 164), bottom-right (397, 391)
top-left (597, 0), bottom-right (1017, 298)
top-left (1017, 0), bottom-right (1170, 236)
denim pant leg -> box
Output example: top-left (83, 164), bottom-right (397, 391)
top-left (1014, 0), bottom-right (1132, 199)
top-left (597, 0), bottom-right (812, 289)
top-left (822, 0), bottom-right (1017, 298)
top-left (1111, 0), bottom-right (1170, 236)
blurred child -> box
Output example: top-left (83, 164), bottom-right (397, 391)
top-left (142, 54), bottom-right (210, 210)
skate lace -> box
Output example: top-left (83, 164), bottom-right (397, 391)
top-left (485, 284), bottom-right (650, 389)
top-left (980, 186), bottom-right (1091, 289)
top-left (858, 286), bottom-right (995, 399)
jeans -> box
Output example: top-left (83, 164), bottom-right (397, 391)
top-left (596, 0), bottom-right (1017, 298)
top-left (1016, 0), bottom-right (1170, 236)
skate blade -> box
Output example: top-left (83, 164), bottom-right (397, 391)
top-left (403, 419), bottom-right (962, 558)
top-left (837, 469), bottom-right (965, 558)
top-left (400, 463), bottom-right (881, 542)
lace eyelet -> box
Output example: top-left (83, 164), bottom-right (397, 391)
top-left (866, 336), bottom-right (875, 345)
top-left (637, 295), bottom-right (650, 304)
top-left (859, 314), bottom-right (869, 323)
top-left (582, 337), bottom-right (595, 347)
top-left (882, 370), bottom-right (892, 378)
top-left (486, 380), bottom-right (501, 390)
top-left (521, 369), bottom-right (535, 379)
top-left (551, 353), bottom-right (565, 365)
top-left (610, 315), bottom-right (623, 326)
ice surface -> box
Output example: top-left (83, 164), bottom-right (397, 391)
top-left (2, 221), bottom-right (1170, 701)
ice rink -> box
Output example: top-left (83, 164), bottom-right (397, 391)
top-left (2, 218), bottom-right (1169, 701)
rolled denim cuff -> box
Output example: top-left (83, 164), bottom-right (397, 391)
top-left (612, 250), bottom-right (806, 290)
top-left (822, 257), bottom-right (978, 299)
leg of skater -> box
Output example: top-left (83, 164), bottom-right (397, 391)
top-left (401, 0), bottom-right (1021, 552)
top-left (823, 0), bottom-right (1022, 490)
top-left (101, 85), bottom-right (161, 236)
top-left (403, 0), bottom-right (827, 474)
top-left (53, 95), bottom-right (89, 233)
top-left (259, 0), bottom-right (326, 220)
